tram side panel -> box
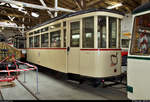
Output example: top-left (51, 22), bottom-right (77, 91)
top-left (80, 50), bottom-right (96, 77)
top-left (27, 49), bottom-right (38, 63)
top-left (27, 49), bottom-right (67, 73)
top-left (127, 58), bottom-right (150, 100)
top-left (80, 50), bottom-right (121, 78)
top-left (95, 51), bottom-right (121, 77)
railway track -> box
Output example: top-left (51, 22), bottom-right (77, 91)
top-left (0, 89), bottom-right (4, 100)
top-left (16, 79), bottom-right (40, 100)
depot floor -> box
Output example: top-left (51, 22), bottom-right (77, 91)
top-left (0, 66), bottom-right (128, 100)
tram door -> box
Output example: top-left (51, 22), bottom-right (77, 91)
top-left (67, 21), bottom-right (80, 74)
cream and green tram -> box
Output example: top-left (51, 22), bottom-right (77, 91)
top-left (127, 2), bottom-right (150, 100)
top-left (26, 9), bottom-right (123, 83)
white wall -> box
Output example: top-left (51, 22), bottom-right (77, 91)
top-left (121, 13), bottom-right (132, 39)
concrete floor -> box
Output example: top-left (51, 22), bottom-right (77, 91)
top-left (0, 67), bottom-right (128, 100)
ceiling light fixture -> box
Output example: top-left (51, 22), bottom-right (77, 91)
top-left (107, 3), bottom-right (123, 9)
top-left (31, 12), bottom-right (39, 18)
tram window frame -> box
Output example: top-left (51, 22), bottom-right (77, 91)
top-left (82, 16), bottom-right (94, 48)
top-left (34, 35), bottom-right (40, 47)
top-left (98, 16), bottom-right (106, 48)
top-left (41, 27), bottom-right (49, 33)
top-left (50, 30), bottom-right (61, 48)
top-left (41, 33), bottom-right (49, 47)
top-left (70, 21), bottom-right (80, 47)
top-left (109, 17), bottom-right (117, 48)
top-left (130, 13), bottom-right (150, 55)
top-left (29, 37), bottom-right (33, 48)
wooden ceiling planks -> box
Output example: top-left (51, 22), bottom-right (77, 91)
top-left (0, 0), bottom-right (141, 30)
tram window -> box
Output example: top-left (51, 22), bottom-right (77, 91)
top-left (34, 30), bottom-right (40, 34)
top-left (122, 39), bottom-right (129, 48)
top-left (29, 32), bottom-right (33, 35)
top-left (29, 37), bottom-right (33, 48)
top-left (41, 33), bottom-right (48, 47)
top-left (83, 16), bottom-right (94, 48)
top-left (98, 16), bottom-right (106, 48)
top-left (64, 29), bottom-right (66, 47)
top-left (63, 22), bottom-right (66, 27)
top-left (50, 23), bottom-right (61, 29)
top-left (34, 35), bottom-right (40, 47)
top-left (41, 27), bottom-right (48, 32)
top-left (50, 30), bottom-right (61, 47)
top-left (109, 17), bottom-right (117, 48)
top-left (70, 21), bottom-right (80, 47)
top-left (131, 13), bottom-right (150, 55)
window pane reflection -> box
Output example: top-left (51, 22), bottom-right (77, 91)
top-left (83, 17), bottom-right (94, 48)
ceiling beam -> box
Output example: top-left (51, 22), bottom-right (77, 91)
top-left (73, 0), bottom-right (87, 10)
top-left (39, 0), bottom-right (54, 18)
top-left (86, 0), bottom-right (103, 7)
top-left (0, 0), bottom-right (75, 12)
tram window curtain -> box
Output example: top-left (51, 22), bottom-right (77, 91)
top-left (109, 17), bottom-right (117, 48)
top-left (98, 16), bottom-right (106, 48)
top-left (50, 30), bottom-right (61, 47)
top-left (130, 13), bottom-right (150, 55)
top-left (41, 33), bottom-right (48, 47)
top-left (70, 21), bottom-right (80, 47)
top-left (83, 17), bottom-right (94, 48)
top-left (29, 37), bottom-right (33, 48)
top-left (34, 35), bottom-right (40, 47)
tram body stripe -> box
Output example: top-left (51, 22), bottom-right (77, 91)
top-left (128, 56), bottom-right (150, 60)
top-left (80, 49), bottom-right (121, 51)
top-left (26, 48), bottom-right (66, 50)
top-left (26, 48), bottom-right (121, 51)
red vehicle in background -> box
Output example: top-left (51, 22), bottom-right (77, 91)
top-left (121, 38), bottom-right (130, 66)
top-left (121, 48), bottom-right (128, 66)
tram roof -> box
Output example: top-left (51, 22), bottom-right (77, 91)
top-left (30, 8), bottom-right (124, 31)
top-left (132, 2), bottom-right (150, 14)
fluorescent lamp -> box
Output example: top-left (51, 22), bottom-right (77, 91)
top-left (31, 12), bottom-right (39, 18)
top-left (0, 22), bottom-right (17, 27)
top-left (107, 3), bottom-right (123, 9)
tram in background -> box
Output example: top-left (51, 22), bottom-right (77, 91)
top-left (121, 37), bottom-right (130, 66)
top-left (121, 32), bottom-right (131, 73)
top-left (127, 2), bottom-right (150, 100)
top-left (26, 9), bottom-right (124, 85)
top-left (8, 35), bottom-right (27, 61)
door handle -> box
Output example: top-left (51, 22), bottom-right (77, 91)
top-left (67, 47), bottom-right (70, 52)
